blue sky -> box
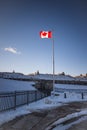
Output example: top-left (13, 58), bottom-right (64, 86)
top-left (0, 0), bottom-right (87, 76)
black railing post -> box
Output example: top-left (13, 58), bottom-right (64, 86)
top-left (64, 93), bottom-right (66, 98)
top-left (81, 92), bottom-right (84, 99)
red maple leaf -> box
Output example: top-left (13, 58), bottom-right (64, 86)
top-left (42, 32), bottom-right (47, 36)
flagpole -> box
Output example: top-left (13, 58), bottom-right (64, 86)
top-left (52, 35), bottom-right (55, 96)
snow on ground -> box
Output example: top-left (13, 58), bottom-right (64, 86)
top-left (55, 84), bottom-right (87, 90)
top-left (0, 105), bottom-right (31, 126)
top-left (0, 78), bottom-right (87, 128)
top-left (0, 78), bottom-right (36, 92)
top-left (0, 97), bottom-right (60, 126)
top-left (52, 112), bottom-right (87, 130)
top-left (0, 92), bottom-right (87, 126)
top-left (32, 74), bottom-right (75, 81)
top-left (1, 72), bottom-right (87, 81)
top-left (0, 72), bottom-right (78, 81)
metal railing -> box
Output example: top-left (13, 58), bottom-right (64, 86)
top-left (0, 90), bottom-right (48, 112)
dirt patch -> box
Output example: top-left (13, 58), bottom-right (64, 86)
top-left (0, 101), bottom-right (87, 130)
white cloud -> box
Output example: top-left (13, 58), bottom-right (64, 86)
top-left (4, 47), bottom-right (21, 54)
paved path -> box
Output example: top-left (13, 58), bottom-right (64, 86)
top-left (68, 119), bottom-right (87, 130)
top-left (0, 101), bottom-right (87, 130)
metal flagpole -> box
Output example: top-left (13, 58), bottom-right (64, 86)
top-left (52, 34), bottom-right (55, 96)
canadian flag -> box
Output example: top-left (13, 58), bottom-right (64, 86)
top-left (40, 31), bottom-right (52, 38)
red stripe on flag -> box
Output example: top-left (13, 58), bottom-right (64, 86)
top-left (40, 31), bottom-right (42, 37)
top-left (48, 31), bottom-right (52, 38)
